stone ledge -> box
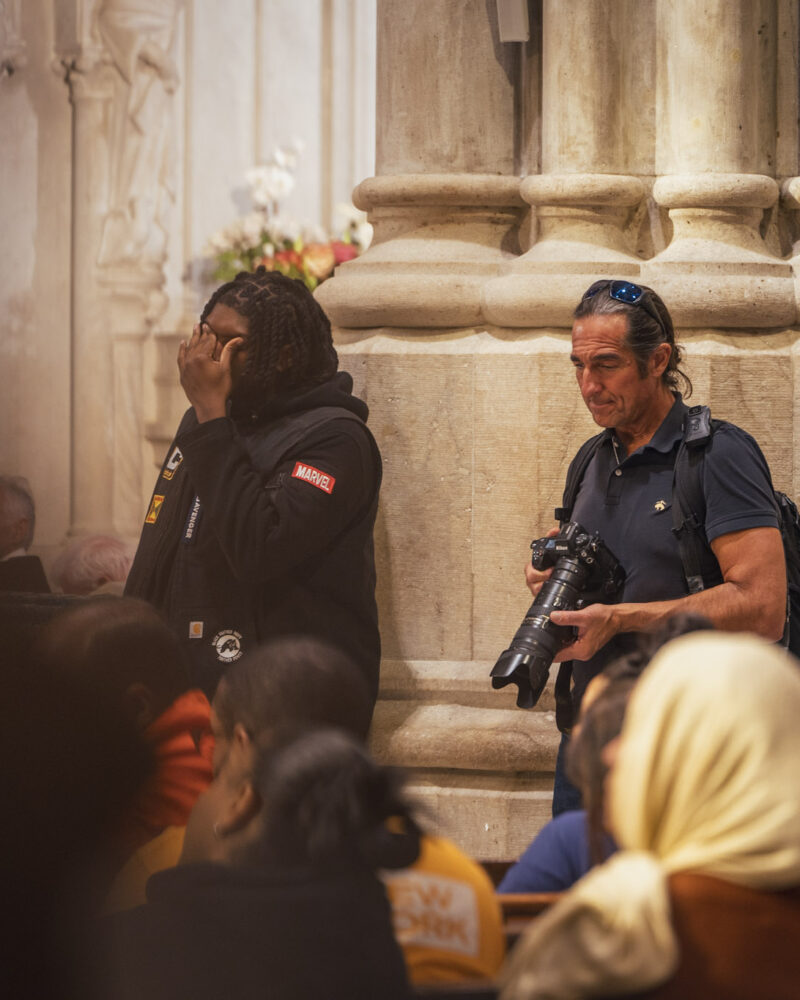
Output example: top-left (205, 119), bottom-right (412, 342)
top-left (378, 657), bottom-right (557, 712)
top-left (370, 700), bottom-right (560, 773)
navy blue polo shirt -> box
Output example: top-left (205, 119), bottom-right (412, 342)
top-left (569, 395), bottom-right (779, 702)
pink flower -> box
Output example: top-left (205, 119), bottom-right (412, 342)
top-left (331, 240), bottom-right (359, 264)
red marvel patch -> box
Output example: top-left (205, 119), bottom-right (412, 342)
top-left (291, 462), bottom-right (336, 494)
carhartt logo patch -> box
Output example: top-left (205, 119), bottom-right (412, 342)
top-left (291, 462), bottom-right (335, 494)
top-left (146, 495), bottom-right (165, 524)
top-left (162, 446), bottom-right (183, 480)
top-left (189, 621), bottom-right (204, 639)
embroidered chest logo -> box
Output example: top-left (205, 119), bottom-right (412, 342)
top-left (145, 494), bottom-right (165, 524)
top-left (162, 446), bottom-right (183, 480)
top-left (654, 499), bottom-right (667, 512)
top-left (291, 462), bottom-right (336, 494)
top-left (212, 629), bottom-right (243, 663)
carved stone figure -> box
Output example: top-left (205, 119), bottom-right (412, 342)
top-left (96, 0), bottom-right (182, 267)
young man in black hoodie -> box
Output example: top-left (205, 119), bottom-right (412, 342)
top-left (125, 268), bottom-right (382, 704)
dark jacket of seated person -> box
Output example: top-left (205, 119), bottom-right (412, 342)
top-left (499, 633), bottom-right (800, 1000)
top-left (103, 728), bottom-right (419, 1000)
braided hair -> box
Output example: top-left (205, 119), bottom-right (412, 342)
top-left (201, 267), bottom-right (338, 396)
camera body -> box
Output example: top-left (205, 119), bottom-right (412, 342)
top-left (490, 521), bottom-right (625, 709)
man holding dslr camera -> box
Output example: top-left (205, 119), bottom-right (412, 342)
top-left (525, 280), bottom-right (786, 813)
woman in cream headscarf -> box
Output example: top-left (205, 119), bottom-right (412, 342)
top-left (501, 631), bottom-right (800, 1000)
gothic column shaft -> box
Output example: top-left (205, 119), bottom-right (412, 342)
top-left (645, 0), bottom-right (795, 327)
top-left (484, 0), bottom-right (647, 326)
top-left (316, 0), bottom-right (524, 328)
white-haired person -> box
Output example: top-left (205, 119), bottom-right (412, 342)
top-left (0, 474), bottom-right (49, 593)
top-left (501, 630), bottom-right (800, 1000)
top-left (51, 534), bottom-right (134, 595)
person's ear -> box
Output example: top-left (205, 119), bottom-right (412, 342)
top-left (215, 779), bottom-right (261, 838)
top-left (650, 342), bottom-right (671, 378)
top-left (124, 682), bottom-right (157, 730)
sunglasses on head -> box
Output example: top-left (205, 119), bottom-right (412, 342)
top-left (582, 280), bottom-right (667, 341)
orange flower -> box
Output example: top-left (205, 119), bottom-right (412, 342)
top-left (303, 242), bottom-right (336, 280)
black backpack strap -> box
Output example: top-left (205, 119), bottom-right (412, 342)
top-left (671, 405), bottom-right (724, 593)
top-left (555, 432), bottom-right (605, 525)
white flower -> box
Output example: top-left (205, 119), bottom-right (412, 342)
top-left (272, 214), bottom-right (301, 244)
top-left (353, 219), bottom-right (373, 250)
top-left (242, 211), bottom-right (266, 244)
top-left (301, 221), bottom-right (328, 243)
top-left (206, 228), bottom-right (234, 254)
top-left (288, 136), bottom-right (306, 155)
top-left (334, 201), bottom-right (363, 228)
top-left (246, 164), bottom-right (295, 209)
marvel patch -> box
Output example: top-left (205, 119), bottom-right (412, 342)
top-left (212, 628), bottom-right (243, 663)
top-left (162, 446), bottom-right (183, 480)
top-left (291, 461), bottom-right (336, 494)
top-left (145, 494), bottom-right (165, 524)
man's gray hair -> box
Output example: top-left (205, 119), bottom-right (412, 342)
top-left (0, 474), bottom-right (35, 551)
top-left (51, 535), bottom-right (134, 595)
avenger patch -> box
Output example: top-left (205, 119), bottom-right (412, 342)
top-left (291, 461), bottom-right (336, 494)
top-left (145, 495), bottom-right (165, 524)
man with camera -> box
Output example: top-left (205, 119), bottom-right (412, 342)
top-left (525, 280), bottom-right (786, 813)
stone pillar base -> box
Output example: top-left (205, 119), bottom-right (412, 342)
top-left (369, 658), bottom-right (560, 861)
top-left (647, 174), bottom-right (795, 327)
top-left (315, 175), bottom-right (524, 328)
top-left (483, 174), bottom-right (644, 327)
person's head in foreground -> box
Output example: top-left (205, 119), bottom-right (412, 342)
top-left (182, 725), bottom-right (420, 872)
top-left (36, 596), bottom-right (190, 731)
top-left (207, 635), bottom-right (373, 778)
top-left (199, 266), bottom-right (338, 407)
top-left (501, 631), bottom-right (800, 1000)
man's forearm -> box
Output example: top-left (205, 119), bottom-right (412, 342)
top-left (610, 579), bottom-right (785, 642)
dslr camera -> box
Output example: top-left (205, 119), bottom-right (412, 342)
top-left (490, 521), bottom-right (625, 709)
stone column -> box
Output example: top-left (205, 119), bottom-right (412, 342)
top-left (483, 0), bottom-right (648, 326)
top-left (57, 0), bottom-right (180, 537)
top-left (644, 0), bottom-right (795, 327)
top-left (316, 0), bottom-right (524, 327)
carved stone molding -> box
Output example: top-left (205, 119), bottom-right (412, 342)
top-left (645, 173), bottom-right (795, 328)
top-left (483, 174), bottom-right (645, 327)
top-left (315, 174), bottom-right (525, 328)
top-left (0, 0), bottom-right (26, 77)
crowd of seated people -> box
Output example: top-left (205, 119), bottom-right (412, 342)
top-left (6, 480), bottom-right (800, 997)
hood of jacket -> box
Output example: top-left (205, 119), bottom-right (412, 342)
top-left (230, 371), bottom-right (368, 429)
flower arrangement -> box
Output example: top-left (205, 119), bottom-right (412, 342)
top-left (205, 139), bottom-right (371, 290)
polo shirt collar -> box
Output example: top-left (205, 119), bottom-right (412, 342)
top-left (602, 393), bottom-right (687, 456)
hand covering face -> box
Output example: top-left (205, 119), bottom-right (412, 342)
top-left (501, 632), bottom-right (800, 1000)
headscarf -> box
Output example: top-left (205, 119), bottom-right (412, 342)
top-left (501, 632), bottom-right (800, 1000)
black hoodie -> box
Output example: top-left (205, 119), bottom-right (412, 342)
top-left (125, 372), bottom-right (381, 702)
